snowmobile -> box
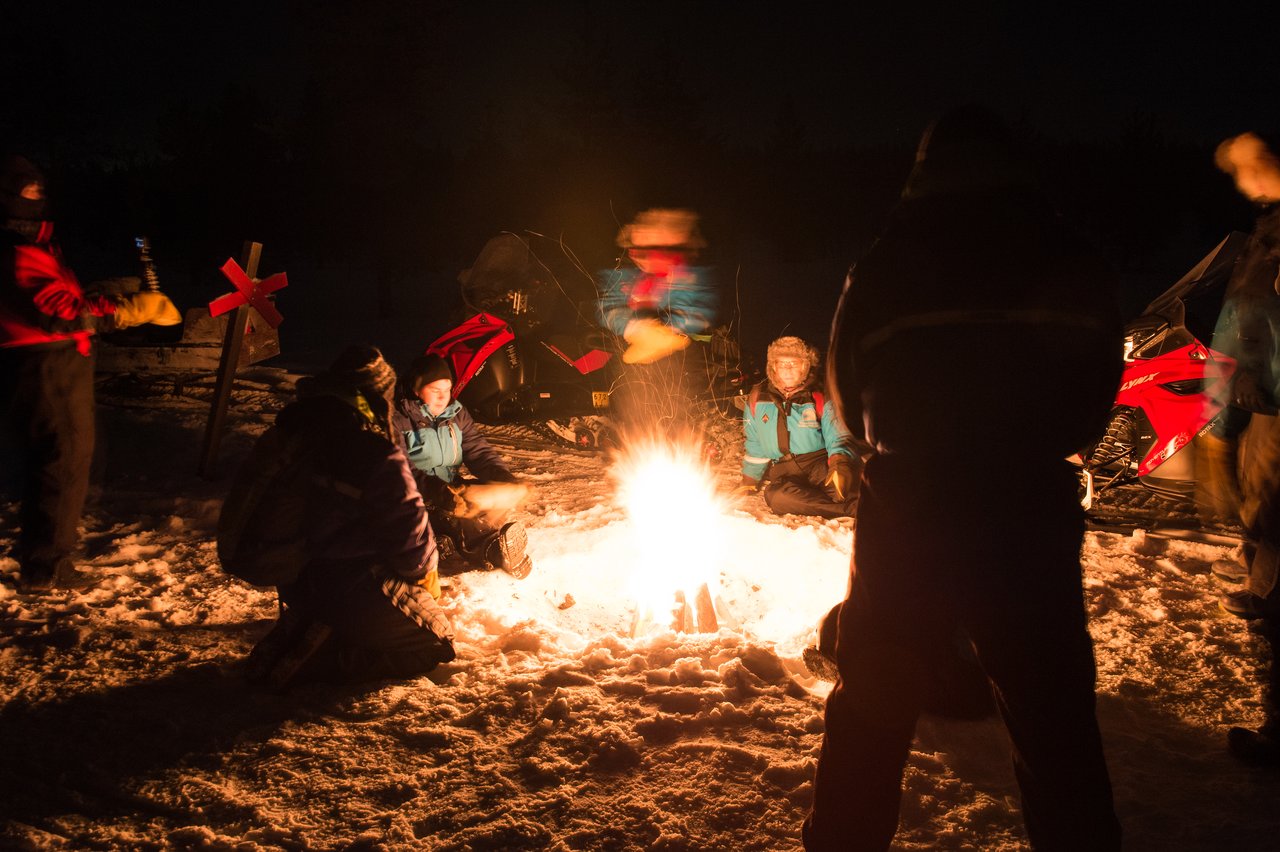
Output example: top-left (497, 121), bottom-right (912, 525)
top-left (1078, 232), bottom-right (1250, 508)
top-left (425, 233), bottom-right (748, 448)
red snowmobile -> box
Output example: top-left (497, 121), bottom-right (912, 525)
top-left (425, 233), bottom-right (746, 447)
top-left (1078, 232), bottom-right (1249, 508)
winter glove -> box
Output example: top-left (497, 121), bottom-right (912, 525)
top-left (824, 455), bottom-right (855, 502)
top-left (451, 481), bottom-right (531, 522)
top-left (112, 290), bottom-right (182, 329)
top-left (732, 475), bottom-right (759, 502)
top-left (622, 318), bottom-right (690, 364)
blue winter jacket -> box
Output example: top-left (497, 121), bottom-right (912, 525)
top-left (598, 265), bottom-right (717, 337)
top-left (392, 398), bottom-right (515, 486)
top-left (742, 381), bottom-right (854, 482)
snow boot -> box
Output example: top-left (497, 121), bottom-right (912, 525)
top-left (483, 521), bottom-right (533, 579)
top-left (1212, 555), bottom-right (1249, 584)
top-left (18, 557), bottom-right (100, 593)
top-left (246, 613), bottom-right (334, 690)
top-left (802, 602), bottom-right (843, 680)
top-left (244, 606), bottom-right (309, 683)
top-left (1228, 726), bottom-right (1280, 767)
top-left (1221, 589), bottom-right (1269, 620)
top-left (802, 645), bottom-right (840, 681)
top-left (435, 533), bottom-right (470, 576)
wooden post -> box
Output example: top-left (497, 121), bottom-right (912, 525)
top-left (198, 241), bottom-right (261, 479)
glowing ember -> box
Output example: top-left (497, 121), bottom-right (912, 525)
top-left (614, 441), bottom-right (728, 630)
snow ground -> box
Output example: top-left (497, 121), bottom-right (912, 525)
top-left (2, 367), bottom-right (1279, 851)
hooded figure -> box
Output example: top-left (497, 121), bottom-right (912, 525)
top-left (739, 335), bottom-right (858, 519)
top-left (804, 106), bottom-right (1123, 851)
top-left (391, 353), bottom-right (532, 579)
top-left (221, 345), bottom-right (455, 688)
top-left (1, 155), bottom-right (178, 593)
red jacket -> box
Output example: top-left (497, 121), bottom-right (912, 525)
top-left (1, 223), bottom-right (116, 355)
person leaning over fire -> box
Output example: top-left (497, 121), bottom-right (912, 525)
top-left (738, 335), bottom-right (859, 518)
top-left (1, 153), bottom-right (180, 593)
top-left (391, 353), bottom-right (533, 578)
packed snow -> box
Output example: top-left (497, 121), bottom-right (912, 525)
top-left (2, 366), bottom-right (1279, 850)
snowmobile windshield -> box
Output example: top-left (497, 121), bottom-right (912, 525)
top-left (459, 233), bottom-right (598, 335)
top-left (1125, 314), bottom-right (1195, 361)
top-left (1143, 232), bottom-right (1249, 345)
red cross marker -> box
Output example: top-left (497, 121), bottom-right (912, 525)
top-left (208, 257), bottom-right (288, 328)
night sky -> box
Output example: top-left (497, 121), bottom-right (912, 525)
top-left (6, 1), bottom-right (1279, 358)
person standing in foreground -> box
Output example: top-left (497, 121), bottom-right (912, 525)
top-left (1208, 131), bottom-right (1280, 764)
top-left (0, 154), bottom-right (180, 592)
top-left (804, 106), bottom-right (1123, 850)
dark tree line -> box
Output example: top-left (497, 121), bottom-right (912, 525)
top-left (5, 2), bottom-right (1261, 343)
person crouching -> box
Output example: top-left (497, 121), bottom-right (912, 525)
top-left (219, 345), bottom-right (455, 689)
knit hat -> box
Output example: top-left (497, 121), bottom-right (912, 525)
top-left (617, 208), bottom-right (707, 250)
top-left (403, 353), bottom-right (455, 398)
top-left (326, 344), bottom-right (397, 399)
top-left (766, 336), bottom-right (819, 390)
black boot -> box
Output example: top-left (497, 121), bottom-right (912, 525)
top-left (482, 521), bottom-right (533, 579)
top-left (1228, 726), bottom-right (1280, 767)
top-left (18, 557), bottom-right (100, 593)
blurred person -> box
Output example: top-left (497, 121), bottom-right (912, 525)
top-left (804, 106), bottom-right (1123, 850)
top-left (392, 353), bottom-right (533, 579)
top-left (1207, 130), bottom-right (1280, 765)
top-left (598, 208), bottom-right (717, 438)
top-left (220, 345), bottom-right (455, 688)
top-left (0, 154), bottom-right (179, 593)
top-left (739, 335), bottom-right (858, 519)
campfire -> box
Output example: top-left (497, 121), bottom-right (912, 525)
top-left (613, 439), bottom-right (728, 635)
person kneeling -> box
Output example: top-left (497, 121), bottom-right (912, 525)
top-left (219, 346), bottom-right (455, 689)
top-left (393, 353), bottom-right (533, 578)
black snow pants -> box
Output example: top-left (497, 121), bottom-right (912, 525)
top-left (763, 449), bottom-right (857, 519)
top-left (281, 559), bottom-right (453, 681)
top-left (803, 454), bottom-right (1120, 851)
top-left (0, 343), bottom-right (95, 578)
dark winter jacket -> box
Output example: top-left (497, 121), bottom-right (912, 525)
top-left (268, 390), bottom-right (436, 582)
top-left (393, 397), bottom-right (516, 488)
top-left (742, 379), bottom-right (854, 482)
top-left (1214, 205), bottom-right (1280, 401)
top-left (828, 110), bottom-right (1123, 464)
top-left (1, 225), bottom-right (117, 355)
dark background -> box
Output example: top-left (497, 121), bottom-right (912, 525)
top-left (5, 1), bottom-right (1278, 367)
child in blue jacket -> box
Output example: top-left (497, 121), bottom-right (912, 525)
top-left (741, 336), bottom-right (859, 518)
top-left (392, 354), bottom-right (532, 578)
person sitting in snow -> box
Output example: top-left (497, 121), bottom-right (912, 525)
top-left (219, 345), bottom-right (455, 688)
top-left (598, 208), bottom-right (717, 438)
top-left (739, 336), bottom-right (859, 518)
top-left (391, 353), bottom-right (533, 578)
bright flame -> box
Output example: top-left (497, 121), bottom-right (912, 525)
top-left (613, 439), bottom-right (727, 630)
